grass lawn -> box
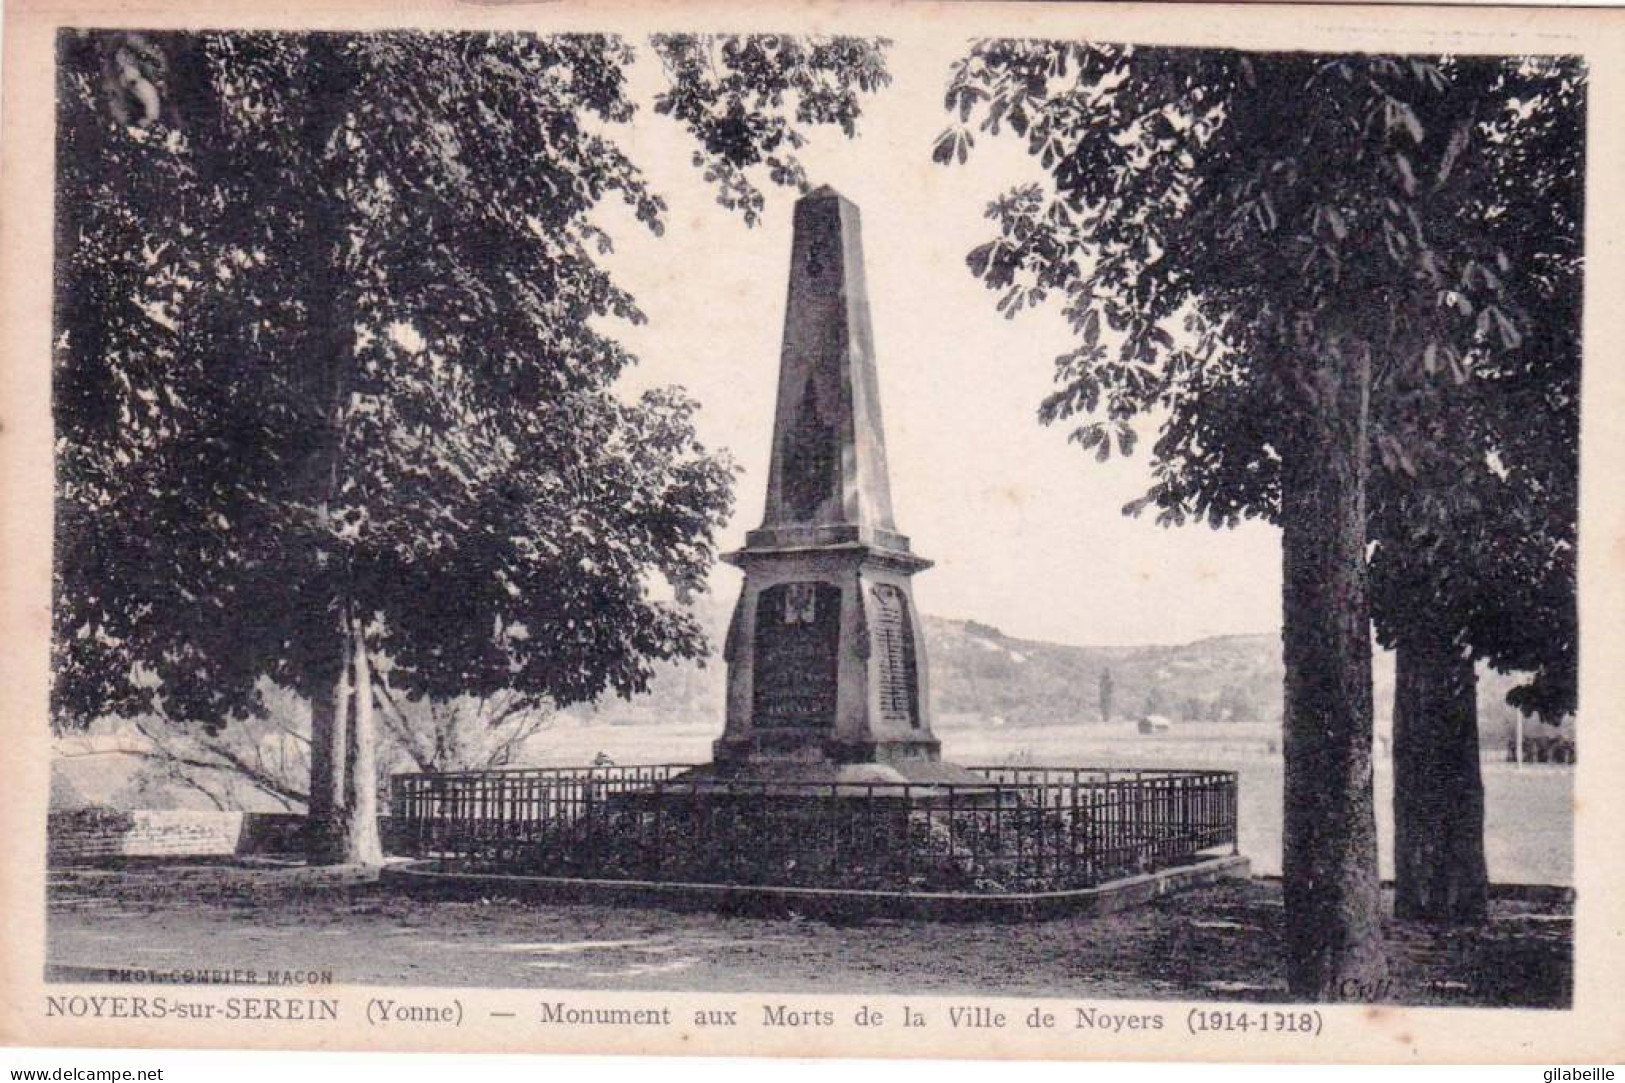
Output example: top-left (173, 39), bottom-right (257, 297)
top-left (47, 861), bottom-right (1570, 1007)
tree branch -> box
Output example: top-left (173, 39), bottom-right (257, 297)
top-left (135, 712), bottom-right (309, 807)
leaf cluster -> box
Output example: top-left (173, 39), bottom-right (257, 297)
top-left (652, 34), bottom-right (892, 224)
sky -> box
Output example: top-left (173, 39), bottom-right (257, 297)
top-left (595, 36), bottom-right (1283, 648)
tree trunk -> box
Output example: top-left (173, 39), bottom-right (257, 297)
top-left (296, 41), bottom-right (376, 867)
top-left (341, 618), bottom-right (385, 865)
top-left (1393, 631), bottom-right (1487, 922)
top-left (1278, 341), bottom-right (1387, 1000)
top-left (305, 618), bottom-right (384, 867)
top-left (305, 633), bottom-right (352, 864)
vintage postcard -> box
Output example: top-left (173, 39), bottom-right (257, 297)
top-left (2, 0), bottom-right (1622, 1064)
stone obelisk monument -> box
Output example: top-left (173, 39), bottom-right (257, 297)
top-left (704, 186), bottom-right (979, 785)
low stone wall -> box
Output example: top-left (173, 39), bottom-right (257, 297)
top-left (47, 810), bottom-right (399, 864)
top-left (381, 853), bottom-right (1253, 922)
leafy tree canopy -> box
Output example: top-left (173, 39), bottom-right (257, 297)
top-left (938, 42), bottom-right (1581, 716)
top-left (53, 31), bottom-right (892, 733)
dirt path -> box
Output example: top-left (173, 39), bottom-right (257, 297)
top-left (46, 862), bottom-right (1570, 1007)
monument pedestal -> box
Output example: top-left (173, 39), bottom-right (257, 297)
top-left (698, 541), bottom-right (983, 786)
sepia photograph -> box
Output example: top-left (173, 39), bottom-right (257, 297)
top-left (3, 0), bottom-right (1622, 1065)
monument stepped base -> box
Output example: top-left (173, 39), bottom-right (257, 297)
top-left (693, 737), bottom-right (989, 787)
top-left (676, 760), bottom-right (992, 787)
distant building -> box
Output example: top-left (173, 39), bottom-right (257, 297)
top-left (1137, 714), bottom-right (1174, 735)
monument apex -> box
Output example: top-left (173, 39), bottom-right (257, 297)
top-left (747, 184), bottom-right (912, 555)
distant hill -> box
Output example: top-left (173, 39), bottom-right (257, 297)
top-left (568, 595), bottom-right (1534, 742)
top-left (927, 618), bottom-right (1279, 728)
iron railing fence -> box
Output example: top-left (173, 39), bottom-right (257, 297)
top-left (389, 764), bottom-right (1238, 893)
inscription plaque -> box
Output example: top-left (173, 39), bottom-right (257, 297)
top-left (871, 584), bottom-right (920, 727)
top-left (753, 582), bottom-right (842, 729)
